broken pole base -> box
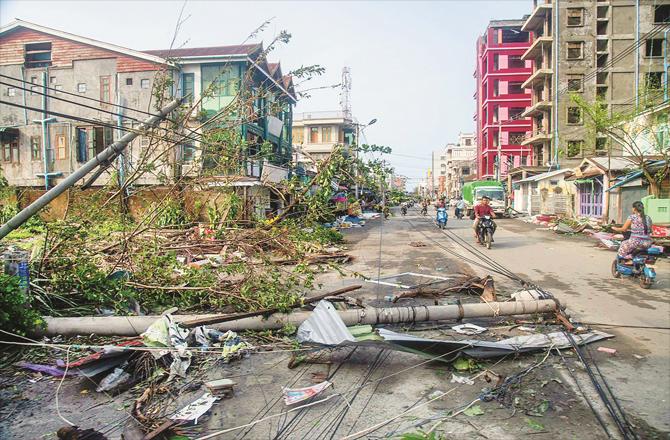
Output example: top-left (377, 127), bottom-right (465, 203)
top-left (38, 299), bottom-right (563, 337)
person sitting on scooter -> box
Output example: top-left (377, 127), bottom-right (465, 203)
top-left (473, 196), bottom-right (497, 243)
top-left (436, 197), bottom-right (446, 209)
top-left (612, 201), bottom-right (653, 259)
top-left (455, 197), bottom-right (466, 219)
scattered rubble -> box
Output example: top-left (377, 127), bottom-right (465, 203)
top-left (524, 214), bottom-right (668, 254)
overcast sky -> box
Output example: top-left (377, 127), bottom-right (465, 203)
top-left (1, 0), bottom-right (531, 188)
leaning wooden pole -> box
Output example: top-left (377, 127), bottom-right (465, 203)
top-left (37, 299), bottom-right (562, 337)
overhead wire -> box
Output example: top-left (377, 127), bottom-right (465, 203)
top-left (401, 213), bottom-right (639, 439)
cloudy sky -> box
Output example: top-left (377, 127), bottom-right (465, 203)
top-left (1, 0), bottom-right (531, 188)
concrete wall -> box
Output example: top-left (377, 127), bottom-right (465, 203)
top-left (0, 56), bottom-right (177, 188)
top-left (6, 186), bottom-right (261, 223)
top-left (555, 0), bottom-right (665, 163)
top-left (537, 176), bottom-right (577, 216)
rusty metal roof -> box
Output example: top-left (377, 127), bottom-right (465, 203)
top-left (143, 44), bottom-right (261, 58)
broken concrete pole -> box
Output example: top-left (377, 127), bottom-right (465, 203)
top-left (38, 299), bottom-right (561, 337)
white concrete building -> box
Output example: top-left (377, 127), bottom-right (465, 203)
top-left (291, 111), bottom-right (356, 167)
top-left (445, 133), bottom-right (477, 197)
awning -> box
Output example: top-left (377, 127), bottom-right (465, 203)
top-left (605, 160), bottom-right (667, 192)
top-left (0, 127), bottom-right (19, 138)
top-left (517, 168), bottom-right (572, 184)
top-left (606, 170), bottom-right (643, 192)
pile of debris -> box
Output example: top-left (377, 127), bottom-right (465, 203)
top-left (524, 214), bottom-right (667, 253)
top-left (4, 271), bottom-right (622, 440)
top-left (19, 314), bottom-right (251, 391)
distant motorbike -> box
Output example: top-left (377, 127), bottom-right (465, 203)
top-left (454, 207), bottom-right (464, 220)
top-left (436, 207), bottom-right (448, 229)
top-left (612, 244), bottom-right (660, 289)
top-left (401, 205), bottom-right (407, 216)
top-left (421, 205), bottom-right (428, 216)
top-left (477, 215), bottom-right (495, 249)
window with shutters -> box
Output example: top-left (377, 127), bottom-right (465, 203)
top-left (322, 127), bottom-right (332, 143)
top-left (100, 76), bottom-right (111, 102)
top-left (31, 136), bottom-right (42, 161)
top-left (1, 140), bottom-right (19, 163)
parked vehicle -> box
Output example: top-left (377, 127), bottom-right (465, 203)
top-left (477, 215), bottom-right (495, 249)
top-left (436, 207), bottom-right (448, 229)
top-left (462, 181), bottom-right (506, 218)
top-left (612, 245), bottom-right (660, 289)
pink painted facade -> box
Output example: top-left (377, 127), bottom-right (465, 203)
top-left (475, 20), bottom-right (533, 179)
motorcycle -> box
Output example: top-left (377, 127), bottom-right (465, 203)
top-left (454, 207), bottom-right (464, 220)
top-left (401, 205), bottom-right (407, 216)
top-left (612, 245), bottom-right (660, 289)
top-left (436, 207), bottom-right (448, 229)
top-left (420, 205), bottom-right (428, 216)
top-left (477, 215), bottom-right (495, 249)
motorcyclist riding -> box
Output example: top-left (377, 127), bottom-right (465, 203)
top-left (455, 197), bottom-right (466, 219)
top-left (473, 196), bottom-right (497, 243)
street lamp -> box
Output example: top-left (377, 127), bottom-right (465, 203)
top-left (354, 118), bottom-right (377, 199)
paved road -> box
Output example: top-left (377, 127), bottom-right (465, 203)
top-left (3, 210), bottom-right (667, 439)
top-left (399, 208), bottom-right (670, 432)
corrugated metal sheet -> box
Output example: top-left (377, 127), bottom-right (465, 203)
top-left (296, 301), bottom-right (355, 346)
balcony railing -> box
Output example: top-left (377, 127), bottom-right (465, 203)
top-left (521, 129), bottom-right (552, 145)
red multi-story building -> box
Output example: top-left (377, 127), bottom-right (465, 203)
top-left (475, 19), bottom-right (533, 179)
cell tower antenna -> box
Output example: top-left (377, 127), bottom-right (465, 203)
top-left (340, 66), bottom-right (352, 120)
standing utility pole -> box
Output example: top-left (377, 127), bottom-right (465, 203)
top-left (33, 71), bottom-right (59, 190)
top-left (0, 98), bottom-right (183, 240)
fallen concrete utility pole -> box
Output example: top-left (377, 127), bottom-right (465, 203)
top-left (0, 98), bottom-right (183, 240)
top-left (38, 299), bottom-right (561, 337)
top-left (180, 284), bottom-right (363, 328)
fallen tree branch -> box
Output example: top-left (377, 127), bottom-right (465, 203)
top-left (178, 284), bottom-right (363, 328)
top-left (392, 275), bottom-right (495, 303)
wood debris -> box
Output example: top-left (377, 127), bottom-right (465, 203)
top-left (392, 275), bottom-right (496, 303)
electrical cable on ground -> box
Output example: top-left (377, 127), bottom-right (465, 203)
top-left (402, 214), bottom-right (639, 439)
